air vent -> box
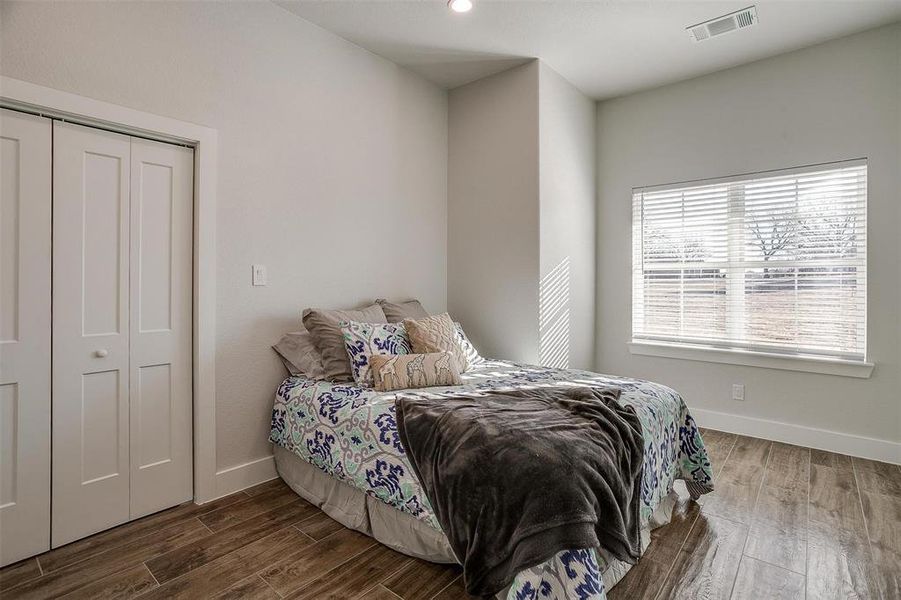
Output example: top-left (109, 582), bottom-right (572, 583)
top-left (688, 6), bottom-right (758, 42)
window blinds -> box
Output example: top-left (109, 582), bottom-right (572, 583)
top-left (632, 160), bottom-right (867, 361)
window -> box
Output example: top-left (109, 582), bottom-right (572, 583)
top-left (631, 160), bottom-right (867, 365)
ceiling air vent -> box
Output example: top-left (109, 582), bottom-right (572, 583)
top-left (688, 6), bottom-right (758, 42)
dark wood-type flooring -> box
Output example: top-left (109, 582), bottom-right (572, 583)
top-left (2, 429), bottom-right (899, 599)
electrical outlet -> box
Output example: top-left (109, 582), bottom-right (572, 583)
top-left (732, 384), bottom-right (745, 401)
top-left (252, 264), bottom-right (267, 286)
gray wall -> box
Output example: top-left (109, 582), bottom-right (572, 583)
top-left (596, 24), bottom-right (901, 445)
top-left (539, 63), bottom-right (596, 370)
top-left (0, 1), bottom-right (449, 471)
top-left (448, 61), bottom-right (541, 362)
top-left (448, 60), bottom-right (596, 369)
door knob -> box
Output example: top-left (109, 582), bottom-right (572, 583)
top-left (95, 349), bottom-right (109, 358)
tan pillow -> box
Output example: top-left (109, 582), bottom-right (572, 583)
top-left (403, 313), bottom-right (468, 373)
top-left (302, 303), bottom-right (387, 382)
top-left (376, 298), bottom-right (429, 323)
top-left (370, 352), bottom-right (462, 392)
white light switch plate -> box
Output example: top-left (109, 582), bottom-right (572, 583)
top-left (252, 264), bottom-right (267, 286)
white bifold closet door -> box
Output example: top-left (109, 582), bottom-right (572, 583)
top-left (0, 109), bottom-right (52, 566)
top-left (127, 137), bottom-right (194, 520)
top-left (52, 121), bottom-right (193, 547)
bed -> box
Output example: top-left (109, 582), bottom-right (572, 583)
top-left (270, 358), bottom-right (714, 599)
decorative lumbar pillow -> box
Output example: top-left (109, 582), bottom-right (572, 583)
top-left (370, 352), bottom-right (462, 392)
top-left (454, 322), bottom-right (485, 367)
top-left (341, 321), bottom-right (413, 387)
top-left (376, 298), bottom-right (429, 323)
top-left (403, 313), bottom-right (468, 373)
top-left (272, 331), bottom-right (326, 379)
top-left (302, 303), bottom-right (387, 382)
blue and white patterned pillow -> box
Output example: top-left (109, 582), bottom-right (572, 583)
top-left (341, 321), bottom-right (413, 387)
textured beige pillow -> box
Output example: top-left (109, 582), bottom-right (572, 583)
top-left (403, 313), bottom-right (468, 373)
top-left (302, 303), bottom-right (387, 382)
top-left (370, 352), bottom-right (462, 392)
top-left (376, 298), bottom-right (429, 323)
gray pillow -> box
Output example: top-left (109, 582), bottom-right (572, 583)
top-left (376, 298), bottom-right (429, 323)
top-left (302, 303), bottom-right (387, 382)
top-left (272, 331), bottom-right (326, 379)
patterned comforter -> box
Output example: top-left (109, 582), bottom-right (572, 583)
top-left (270, 360), bottom-right (714, 599)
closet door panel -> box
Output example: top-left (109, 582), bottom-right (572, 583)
top-left (0, 109), bottom-right (51, 567)
top-left (129, 138), bottom-right (193, 518)
top-left (52, 121), bottom-right (131, 547)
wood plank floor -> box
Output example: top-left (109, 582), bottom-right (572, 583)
top-left (2, 430), bottom-right (899, 599)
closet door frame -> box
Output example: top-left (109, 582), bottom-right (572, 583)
top-left (0, 76), bottom-right (228, 504)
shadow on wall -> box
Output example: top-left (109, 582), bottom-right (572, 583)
top-left (539, 257), bottom-right (570, 369)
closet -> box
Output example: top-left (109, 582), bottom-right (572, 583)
top-left (0, 109), bottom-right (194, 565)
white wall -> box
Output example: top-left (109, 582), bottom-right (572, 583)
top-left (539, 63), bottom-right (596, 370)
top-left (448, 61), bottom-right (541, 362)
top-left (0, 1), bottom-right (448, 474)
top-left (596, 24), bottom-right (901, 453)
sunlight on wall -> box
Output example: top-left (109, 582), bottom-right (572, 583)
top-left (539, 257), bottom-right (571, 369)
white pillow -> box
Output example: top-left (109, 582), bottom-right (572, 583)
top-left (454, 322), bottom-right (485, 369)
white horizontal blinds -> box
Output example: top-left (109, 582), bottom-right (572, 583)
top-left (635, 184), bottom-right (731, 344)
top-left (632, 160), bottom-right (867, 361)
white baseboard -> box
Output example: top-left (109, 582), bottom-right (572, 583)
top-left (198, 410), bottom-right (899, 505)
top-left (692, 408), bottom-right (901, 465)
top-left (208, 455), bottom-right (278, 501)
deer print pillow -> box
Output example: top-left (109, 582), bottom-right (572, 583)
top-left (369, 352), bottom-right (462, 392)
top-left (341, 321), bottom-right (413, 387)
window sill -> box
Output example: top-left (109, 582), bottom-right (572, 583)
top-left (628, 341), bottom-right (874, 378)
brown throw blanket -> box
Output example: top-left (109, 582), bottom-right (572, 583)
top-left (395, 386), bottom-right (644, 597)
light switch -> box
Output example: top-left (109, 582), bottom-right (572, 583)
top-left (252, 264), bottom-right (267, 286)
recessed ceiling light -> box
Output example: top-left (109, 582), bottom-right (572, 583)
top-left (448, 0), bottom-right (472, 13)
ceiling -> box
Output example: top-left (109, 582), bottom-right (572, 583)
top-left (276, 0), bottom-right (901, 99)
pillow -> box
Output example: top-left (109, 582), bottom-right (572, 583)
top-left (341, 321), bottom-right (413, 387)
top-left (376, 298), bottom-right (429, 323)
top-left (370, 352), bottom-right (462, 392)
top-left (272, 331), bottom-right (326, 379)
top-left (454, 322), bottom-right (485, 367)
top-left (403, 313), bottom-right (468, 374)
top-left (302, 303), bottom-right (387, 382)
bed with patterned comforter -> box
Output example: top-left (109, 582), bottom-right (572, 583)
top-left (270, 359), bottom-right (714, 599)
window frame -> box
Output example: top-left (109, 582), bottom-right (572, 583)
top-left (630, 159), bottom-right (873, 378)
